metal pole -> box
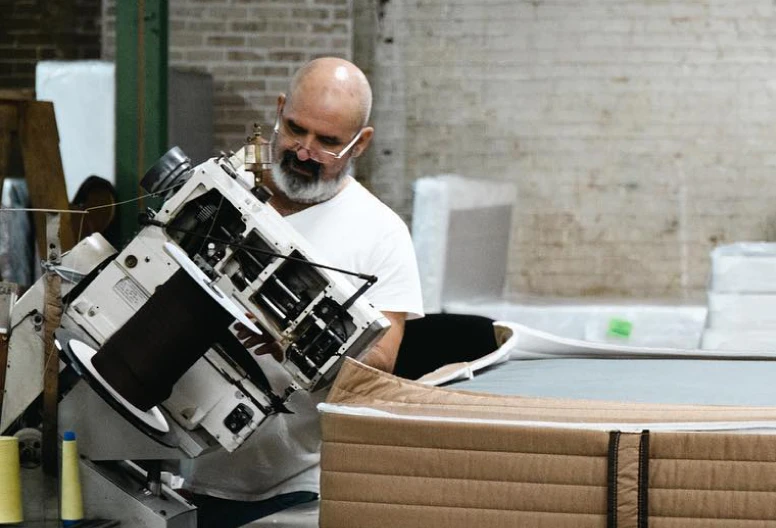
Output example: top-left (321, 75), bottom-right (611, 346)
top-left (116, 0), bottom-right (169, 245)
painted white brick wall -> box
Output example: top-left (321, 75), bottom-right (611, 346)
top-left (101, 0), bottom-right (352, 152)
top-left (370, 0), bottom-right (776, 299)
top-left (100, 0), bottom-right (776, 300)
top-left (353, 0), bottom-right (409, 209)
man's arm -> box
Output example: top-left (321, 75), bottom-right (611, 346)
top-left (239, 310), bottom-right (408, 373)
top-left (360, 311), bottom-right (406, 373)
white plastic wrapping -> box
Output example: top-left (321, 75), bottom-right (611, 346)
top-left (35, 61), bottom-right (116, 201)
top-left (411, 175), bottom-right (517, 313)
top-left (710, 242), bottom-right (776, 293)
top-left (0, 179), bottom-right (36, 285)
top-left (701, 328), bottom-right (776, 351)
top-left (706, 292), bottom-right (776, 330)
top-left (443, 298), bottom-right (706, 349)
top-left (700, 242), bottom-right (776, 351)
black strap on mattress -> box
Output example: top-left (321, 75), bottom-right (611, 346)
top-left (607, 429), bottom-right (651, 528)
top-left (607, 431), bottom-right (620, 528)
top-left (638, 430), bottom-right (651, 528)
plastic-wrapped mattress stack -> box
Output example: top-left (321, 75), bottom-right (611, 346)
top-left (701, 242), bottom-right (776, 351)
top-left (410, 175), bottom-right (517, 314)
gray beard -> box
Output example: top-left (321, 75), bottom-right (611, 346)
top-left (271, 159), bottom-right (352, 204)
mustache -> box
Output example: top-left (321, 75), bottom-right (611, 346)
top-left (280, 150), bottom-right (322, 179)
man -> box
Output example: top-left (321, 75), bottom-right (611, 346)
top-left (181, 57), bottom-right (424, 527)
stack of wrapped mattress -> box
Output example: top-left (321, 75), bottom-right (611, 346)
top-left (320, 322), bottom-right (776, 527)
top-left (411, 175), bottom-right (517, 314)
top-left (701, 242), bottom-right (776, 351)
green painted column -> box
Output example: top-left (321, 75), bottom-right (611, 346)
top-left (116, 0), bottom-right (168, 245)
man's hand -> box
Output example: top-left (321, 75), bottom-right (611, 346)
top-left (234, 318), bottom-right (284, 362)
top-left (235, 311), bottom-right (409, 373)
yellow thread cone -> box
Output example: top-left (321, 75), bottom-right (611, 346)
top-left (60, 431), bottom-right (83, 525)
top-left (0, 436), bottom-right (23, 524)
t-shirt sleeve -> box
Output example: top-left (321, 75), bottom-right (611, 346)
top-left (362, 224), bottom-right (425, 319)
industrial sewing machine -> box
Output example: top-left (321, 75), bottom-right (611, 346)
top-left (0, 133), bottom-right (390, 526)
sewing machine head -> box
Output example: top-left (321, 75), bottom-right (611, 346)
top-left (54, 142), bottom-right (389, 456)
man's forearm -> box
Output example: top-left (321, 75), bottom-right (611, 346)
top-left (361, 344), bottom-right (396, 373)
top-left (360, 311), bottom-right (407, 373)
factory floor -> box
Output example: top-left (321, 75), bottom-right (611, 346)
top-left (241, 499), bottom-right (320, 527)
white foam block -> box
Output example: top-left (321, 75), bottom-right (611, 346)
top-left (411, 175), bottom-right (517, 313)
top-left (35, 61), bottom-right (116, 201)
top-left (710, 243), bottom-right (776, 293)
top-left (706, 292), bottom-right (776, 330)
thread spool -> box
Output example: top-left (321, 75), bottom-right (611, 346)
top-left (92, 269), bottom-right (233, 411)
top-left (0, 436), bottom-right (23, 524)
top-left (60, 431), bottom-right (83, 527)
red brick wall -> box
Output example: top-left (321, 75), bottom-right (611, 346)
top-left (102, 0), bottom-right (353, 153)
top-left (0, 0), bottom-right (101, 90)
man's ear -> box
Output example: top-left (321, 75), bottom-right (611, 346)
top-left (277, 93), bottom-right (286, 113)
top-left (351, 126), bottom-right (374, 158)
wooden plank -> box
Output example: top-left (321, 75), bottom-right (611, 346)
top-left (0, 101), bottom-right (20, 133)
top-left (41, 214), bottom-right (62, 476)
top-left (18, 100), bottom-right (78, 256)
top-left (0, 101), bottom-right (21, 195)
top-left (0, 89), bottom-right (34, 101)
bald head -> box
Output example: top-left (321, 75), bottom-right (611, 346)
top-left (286, 57), bottom-right (372, 128)
top-left (269, 57), bottom-right (376, 210)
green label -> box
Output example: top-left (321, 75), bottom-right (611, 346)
top-left (607, 318), bottom-right (633, 338)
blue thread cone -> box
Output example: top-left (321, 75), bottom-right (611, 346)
top-left (61, 431), bottom-right (83, 527)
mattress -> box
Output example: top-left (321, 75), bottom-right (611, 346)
top-left (451, 358), bottom-right (776, 407)
top-left (319, 322), bottom-right (776, 528)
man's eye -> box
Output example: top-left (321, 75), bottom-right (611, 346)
top-left (319, 138), bottom-right (340, 147)
top-left (287, 122), bottom-right (304, 134)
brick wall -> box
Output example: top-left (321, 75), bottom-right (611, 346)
top-left (95, 1), bottom-right (776, 300)
top-left (353, 0), bottom-right (409, 211)
top-left (101, 0), bottom-right (353, 153)
top-left (367, 0), bottom-right (776, 300)
top-left (1, 0), bottom-right (101, 90)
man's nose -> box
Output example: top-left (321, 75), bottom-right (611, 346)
top-left (295, 143), bottom-right (312, 161)
top-left (294, 136), bottom-right (315, 161)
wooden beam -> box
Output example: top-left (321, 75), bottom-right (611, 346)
top-left (0, 89), bottom-right (35, 101)
top-left (0, 101), bottom-right (20, 204)
top-left (41, 214), bottom-right (62, 476)
top-left (17, 100), bottom-right (78, 255)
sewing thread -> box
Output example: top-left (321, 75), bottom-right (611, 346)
top-left (0, 436), bottom-right (23, 524)
top-left (60, 431), bottom-right (84, 526)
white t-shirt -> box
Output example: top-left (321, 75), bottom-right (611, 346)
top-left (181, 177), bottom-right (424, 501)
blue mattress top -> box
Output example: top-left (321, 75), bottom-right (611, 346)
top-left (450, 359), bottom-right (776, 407)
